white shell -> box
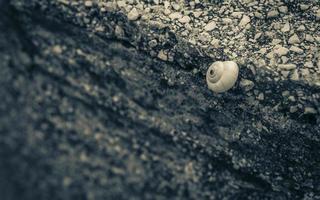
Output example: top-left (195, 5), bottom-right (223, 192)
top-left (206, 61), bottom-right (239, 93)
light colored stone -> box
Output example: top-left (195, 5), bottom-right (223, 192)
top-left (210, 38), bottom-right (220, 48)
top-left (278, 63), bottom-right (297, 70)
top-left (304, 61), bottom-right (314, 68)
top-left (169, 12), bottom-right (182, 20)
top-left (254, 33), bottom-right (262, 40)
top-left (239, 15), bottom-right (251, 27)
top-left (266, 51), bottom-right (274, 59)
top-left (272, 39), bottom-right (282, 45)
top-left (204, 21), bottom-right (217, 31)
top-left (290, 46), bottom-right (304, 54)
top-left (281, 56), bottom-right (289, 64)
top-left (316, 9), bottom-right (320, 19)
top-left (288, 34), bottom-right (300, 44)
top-left (281, 71), bottom-right (290, 78)
top-left (301, 68), bottom-right (310, 77)
top-left (304, 107), bottom-right (317, 114)
top-left (164, 9), bottom-right (171, 15)
top-left (128, 8), bottom-right (140, 21)
top-left (279, 6), bottom-right (288, 13)
top-left (281, 22), bottom-right (290, 32)
top-left (274, 46), bottom-right (289, 56)
top-left (305, 34), bottom-right (315, 42)
top-left (117, 1), bottom-right (126, 8)
top-left (258, 48), bottom-right (267, 54)
top-left (282, 90), bottom-right (290, 97)
top-left (84, 1), bottom-right (93, 7)
top-left (267, 10), bottom-right (279, 18)
top-left (254, 12), bottom-right (263, 18)
top-left (193, 11), bottom-right (202, 18)
top-left (52, 45), bottom-right (63, 54)
top-left (172, 3), bottom-right (180, 11)
top-left (288, 96), bottom-right (296, 102)
top-left (157, 50), bottom-right (168, 61)
top-left (231, 11), bottom-right (243, 18)
top-left (300, 4), bottom-right (309, 11)
top-left (222, 18), bottom-right (232, 25)
top-left (297, 25), bottom-right (306, 31)
top-left (256, 59), bottom-right (266, 68)
top-left (179, 16), bottom-right (191, 24)
top-left (257, 93), bottom-right (264, 100)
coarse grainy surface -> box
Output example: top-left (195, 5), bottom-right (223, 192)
top-left (0, 0), bottom-right (320, 200)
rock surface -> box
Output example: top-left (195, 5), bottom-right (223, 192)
top-left (0, 0), bottom-right (320, 199)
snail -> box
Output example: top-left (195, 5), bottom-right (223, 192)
top-left (206, 61), bottom-right (239, 93)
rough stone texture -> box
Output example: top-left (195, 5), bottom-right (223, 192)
top-left (0, 0), bottom-right (320, 200)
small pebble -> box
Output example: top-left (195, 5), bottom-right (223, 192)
top-left (288, 34), bottom-right (300, 44)
top-left (128, 8), bottom-right (140, 21)
top-left (267, 10), bottom-right (279, 18)
top-left (179, 16), bottom-right (191, 24)
top-left (290, 46), bottom-right (304, 54)
top-left (169, 12), bottom-right (182, 20)
top-left (304, 107), bottom-right (317, 114)
top-left (278, 63), bottom-right (297, 70)
top-left (84, 1), bottom-right (93, 7)
top-left (279, 6), bottom-right (288, 13)
top-left (240, 79), bottom-right (254, 91)
top-left (239, 15), bottom-right (250, 27)
top-left (274, 46), bottom-right (289, 56)
top-left (281, 22), bottom-right (290, 32)
top-left (204, 21), bottom-right (217, 31)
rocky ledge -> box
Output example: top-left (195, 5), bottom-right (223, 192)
top-left (0, 0), bottom-right (319, 199)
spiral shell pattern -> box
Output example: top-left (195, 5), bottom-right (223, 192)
top-left (206, 61), bottom-right (239, 93)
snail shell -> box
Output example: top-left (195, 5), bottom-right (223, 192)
top-left (206, 61), bottom-right (239, 93)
